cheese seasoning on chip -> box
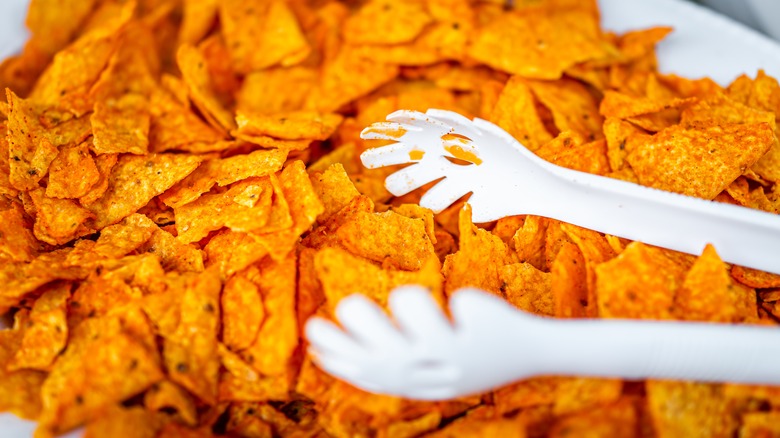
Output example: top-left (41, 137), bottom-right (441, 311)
top-left (1, 0), bottom-right (780, 436)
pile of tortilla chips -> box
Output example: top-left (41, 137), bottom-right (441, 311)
top-left (1, 0), bottom-right (780, 436)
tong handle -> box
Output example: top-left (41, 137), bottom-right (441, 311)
top-left (530, 161), bottom-right (780, 275)
top-left (535, 316), bottom-right (780, 384)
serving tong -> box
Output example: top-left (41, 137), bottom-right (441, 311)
top-left (305, 109), bottom-right (780, 400)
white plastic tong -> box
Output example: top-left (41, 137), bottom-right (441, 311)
top-left (305, 109), bottom-right (780, 400)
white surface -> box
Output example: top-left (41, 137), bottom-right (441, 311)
top-left (362, 109), bottom-right (780, 274)
top-left (2, 0), bottom-right (780, 434)
top-left (599, 0), bottom-right (780, 85)
top-left (308, 286), bottom-right (780, 399)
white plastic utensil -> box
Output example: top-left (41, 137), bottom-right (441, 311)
top-left (306, 286), bottom-right (780, 400)
top-left (360, 109), bottom-right (780, 275)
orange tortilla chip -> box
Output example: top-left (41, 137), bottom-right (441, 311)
top-left (488, 76), bottom-right (553, 151)
top-left (305, 47), bottom-right (399, 113)
top-left (237, 66), bottom-right (317, 115)
top-left (235, 110), bottom-right (343, 141)
top-left (79, 153), bottom-right (118, 207)
top-left (29, 188), bottom-right (95, 245)
top-left (646, 381), bottom-right (738, 438)
top-left (29, 2), bottom-right (134, 117)
top-left (87, 153), bottom-right (202, 228)
top-left (160, 148), bottom-right (286, 209)
top-left (499, 263), bottom-right (553, 316)
top-left (0, 200), bottom-right (39, 262)
top-left (218, 343), bottom-right (288, 402)
top-left (443, 205), bottom-right (517, 295)
top-left (343, 0), bottom-right (431, 45)
top-left (221, 273), bottom-right (264, 352)
top-left (25, 0), bottom-right (100, 55)
top-left (148, 85), bottom-right (227, 153)
top-left (527, 78), bottom-right (603, 140)
top-left (731, 265), bottom-right (780, 289)
top-left (6, 90), bottom-right (61, 190)
top-left (627, 123), bottom-right (774, 199)
top-left (238, 252), bottom-right (298, 376)
top-left (512, 215), bottom-right (548, 271)
top-left (83, 405), bottom-right (164, 438)
top-left (551, 242), bottom-right (588, 318)
top-left (596, 242), bottom-right (684, 319)
top-left (46, 141), bottom-right (101, 199)
top-left (177, 44), bottom-right (236, 133)
top-left (309, 163), bottom-right (361, 222)
top-left (315, 247), bottom-right (443, 312)
top-left (536, 134), bottom-right (610, 175)
top-left (549, 399), bottom-right (636, 438)
top-left (163, 268), bottom-right (221, 404)
top-left (219, 0), bottom-right (310, 74)
top-left (90, 94), bottom-right (151, 155)
top-left (674, 244), bottom-right (748, 322)
top-left (137, 227), bottom-right (205, 272)
top-left (38, 307), bottom-right (164, 436)
top-left (602, 117), bottom-right (650, 172)
top-left (468, 9), bottom-right (609, 80)
top-left (8, 282), bottom-right (70, 371)
top-left (0, 327), bottom-right (46, 420)
top-left (599, 90), bottom-right (695, 119)
top-left (337, 211), bottom-right (436, 271)
top-left (144, 380), bottom-right (198, 426)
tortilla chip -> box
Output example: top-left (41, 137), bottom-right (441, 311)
top-left (536, 134), bottom-right (610, 175)
top-left (443, 205), bottom-right (517, 295)
top-left (595, 242), bottom-right (684, 319)
top-left (337, 210), bottom-right (436, 271)
top-left (343, 0), bottom-right (431, 45)
top-left (218, 344), bottom-right (288, 402)
top-left (83, 405), bottom-right (164, 438)
top-left (179, 0), bottom-right (219, 45)
top-left (499, 262), bottom-right (552, 316)
top-left (46, 141), bottom-right (101, 199)
top-left (0, 200), bottom-right (39, 262)
top-left (237, 66), bottom-right (317, 115)
top-left (549, 399), bottom-right (636, 438)
top-left (551, 242), bottom-right (587, 318)
top-left (148, 85), bottom-right (227, 153)
top-left (602, 117), bottom-right (650, 172)
top-left (305, 46), bottom-right (399, 113)
top-left (160, 148), bottom-right (286, 209)
top-left (235, 110), bottom-right (342, 141)
top-left (144, 380), bottom-right (198, 426)
top-left (309, 163), bottom-right (361, 222)
top-left (90, 94), bottom-right (150, 155)
top-left (527, 78), bottom-right (603, 140)
top-left (489, 76), bottom-right (553, 151)
top-left (674, 244), bottom-right (748, 322)
top-left (137, 227), bottom-right (205, 272)
top-left (599, 90), bottom-right (695, 119)
top-left (25, 0), bottom-right (100, 55)
top-left (177, 44), bottom-right (236, 133)
top-left (512, 215), bottom-right (548, 270)
top-left (38, 307), bottom-right (164, 435)
top-left (222, 273), bottom-right (264, 352)
top-left (220, 0), bottom-right (309, 74)
top-left (315, 246), bottom-right (443, 312)
top-left (87, 153), bottom-right (202, 228)
top-left (6, 90), bottom-right (61, 190)
top-left (163, 268), bottom-right (221, 404)
top-left (29, 2), bottom-right (134, 117)
top-left (238, 252), bottom-right (298, 376)
top-left (627, 123), bottom-right (774, 199)
top-left (731, 265), bottom-right (780, 289)
top-left (0, 328), bottom-right (46, 420)
top-left (8, 282), bottom-right (70, 371)
top-left (468, 8), bottom-right (608, 79)
top-left (646, 381), bottom-right (738, 438)
top-left (29, 188), bottom-right (95, 245)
